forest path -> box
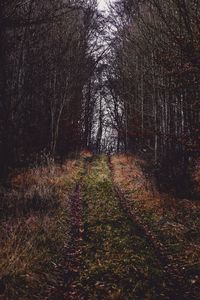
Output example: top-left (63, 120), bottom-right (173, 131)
top-left (66, 155), bottom-right (177, 300)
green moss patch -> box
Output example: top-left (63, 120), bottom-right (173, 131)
top-left (78, 156), bottom-right (171, 299)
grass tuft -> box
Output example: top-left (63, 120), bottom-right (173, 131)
top-left (0, 159), bottom-right (83, 299)
top-left (111, 154), bottom-right (200, 294)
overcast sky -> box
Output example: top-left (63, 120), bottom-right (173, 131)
top-left (98, 0), bottom-right (108, 10)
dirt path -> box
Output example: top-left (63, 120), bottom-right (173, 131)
top-left (63, 155), bottom-right (180, 300)
top-left (4, 154), bottom-right (197, 300)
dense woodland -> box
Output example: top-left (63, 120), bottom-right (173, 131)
top-left (1, 1), bottom-right (200, 299)
top-left (1, 0), bottom-right (200, 186)
top-left (0, 0), bottom-right (105, 180)
top-left (106, 0), bottom-right (200, 187)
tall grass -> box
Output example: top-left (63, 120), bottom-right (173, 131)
top-left (0, 158), bottom-right (82, 299)
top-left (111, 154), bottom-right (200, 295)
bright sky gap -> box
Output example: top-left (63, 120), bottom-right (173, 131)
top-left (98, 0), bottom-right (108, 10)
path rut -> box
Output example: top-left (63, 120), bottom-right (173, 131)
top-left (68, 156), bottom-right (177, 299)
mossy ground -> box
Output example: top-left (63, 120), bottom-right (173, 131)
top-left (77, 156), bottom-right (171, 299)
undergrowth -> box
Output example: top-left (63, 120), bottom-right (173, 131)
top-left (0, 159), bottom-right (83, 299)
top-left (111, 154), bottom-right (200, 296)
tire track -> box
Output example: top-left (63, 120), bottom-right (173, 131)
top-left (108, 155), bottom-right (196, 300)
top-left (47, 160), bottom-right (89, 300)
top-left (77, 156), bottom-right (175, 299)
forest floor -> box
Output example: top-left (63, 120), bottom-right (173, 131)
top-left (0, 154), bottom-right (200, 299)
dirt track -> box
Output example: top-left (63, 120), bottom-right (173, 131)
top-left (52, 155), bottom-right (200, 300)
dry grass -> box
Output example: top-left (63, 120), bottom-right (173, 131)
top-left (0, 159), bottom-right (83, 299)
top-left (80, 149), bottom-right (93, 159)
top-left (11, 159), bottom-right (80, 193)
top-left (0, 160), bottom-right (81, 219)
top-left (111, 154), bottom-right (200, 290)
top-left (111, 154), bottom-right (161, 212)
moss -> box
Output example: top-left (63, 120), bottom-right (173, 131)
top-left (77, 156), bottom-right (171, 299)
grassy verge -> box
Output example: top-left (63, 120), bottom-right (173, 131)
top-left (78, 155), bottom-right (171, 299)
top-left (111, 154), bottom-right (200, 295)
top-left (0, 159), bottom-right (84, 299)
